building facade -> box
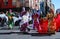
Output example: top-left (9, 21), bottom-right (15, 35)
top-left (29, 0), bottom-right (41, 10)
top-left (0, 0), bottom-right (24, 9)
top-left (0, 0), bottom-right (53, 11)
top-left (56, 9), bottom-right (60, 13)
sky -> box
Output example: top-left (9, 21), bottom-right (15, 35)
top-left (52, 0), bottom-right (60, 10)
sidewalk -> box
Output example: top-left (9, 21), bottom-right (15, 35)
top-left (0, 29), bottom-right (38, 34)
top-left (0, 25), bottom-right (38, 34)
top-left (0, 26), bottom-right (19, 30)
top-left (0, 26), bottom-right (20, 34)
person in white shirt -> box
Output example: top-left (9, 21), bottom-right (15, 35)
top-left (0, 12), bottom-right (8, 27)
top-left (20, 9), bottom-right (31, 32)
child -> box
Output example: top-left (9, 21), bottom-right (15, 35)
top-left (38, 17), bottom-right (48, 33)
top-left (8, 15), bottom-right (14, 29)
top-left (6, 10), bottom-right (14, 29)
top-left (20, 11), bottom-right (30, 32)
top-left (32, 13), bottom-right (39, 31)
top-left (47, 12), bottom-right (56, 34)
top-left (55, 13), bottom-right (60, 32)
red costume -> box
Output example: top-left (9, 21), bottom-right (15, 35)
top-left (55, 14), bottom-right (60, 31)
top-left (38, 18), bottom-right (56, 34)
top-left (32, 13), bottom-right (39, 31)
top-left (38, 18), bottom-right (48, 33)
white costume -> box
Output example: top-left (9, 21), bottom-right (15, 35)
top-left (20, 12), bottom-right (32, 27)
top-left (0, 13), bottom-right (8, 22)
top-left (13, 16), bottom-right (22, 24)
top-left (20, 12), bottom-right (29, 26)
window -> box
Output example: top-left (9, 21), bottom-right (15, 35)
top-left (12, 0), bottom-right (16, 6)
top-left (20, 0), bottom-right (25, 5)
top-left (3, 0), bottom-right (8, 6)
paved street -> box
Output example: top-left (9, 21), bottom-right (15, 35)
top-left (0, 30), bottom-right (60, 39)
top-left (0, 26), bottom-right (60, 39)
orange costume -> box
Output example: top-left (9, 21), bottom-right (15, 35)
top-left (48, 18), bottom-right (56, 33)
